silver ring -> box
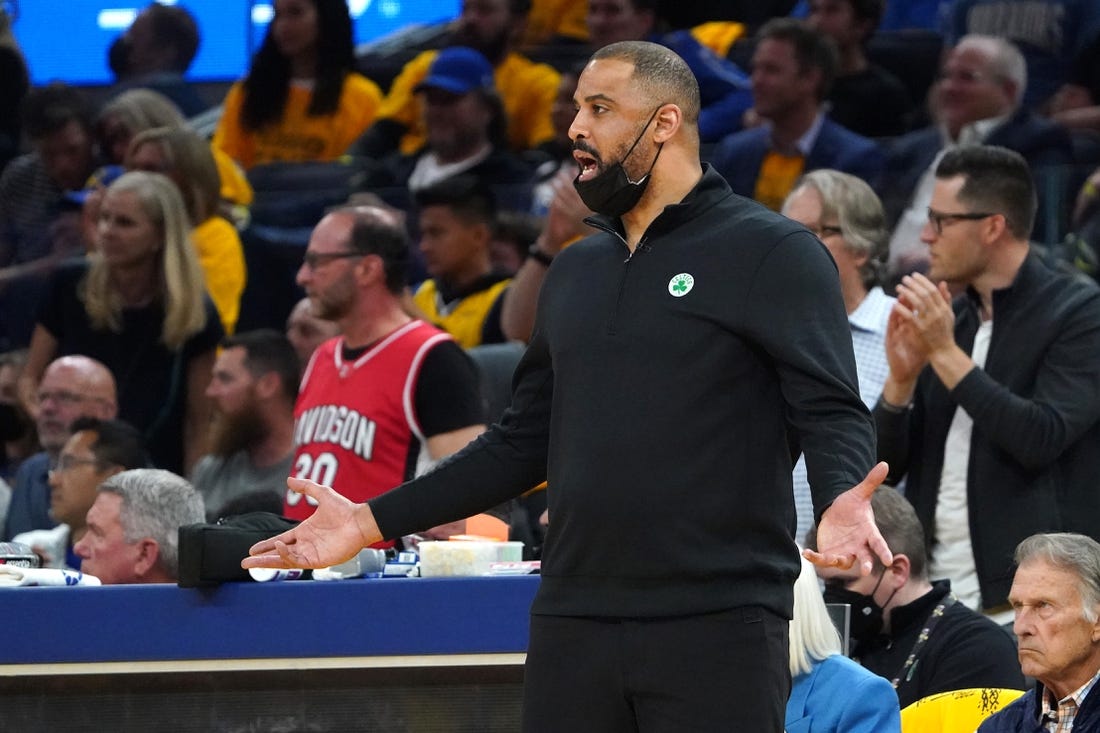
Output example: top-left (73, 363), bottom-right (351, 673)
top-left (912, 309), bottom-right (921, 318)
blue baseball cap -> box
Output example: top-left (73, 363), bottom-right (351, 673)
top-left (414, 46), bottom-right (495, 96)
top-left (63, 164), bottom-right (125, 206)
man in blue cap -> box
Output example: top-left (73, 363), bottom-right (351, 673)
top-left (351, 47), bottom-right (536, 208)
top-left (351, 0), bottom-right (560, 157)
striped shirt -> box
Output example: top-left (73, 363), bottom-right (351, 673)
top-left (0, 152), bottom-right (67, 266)
top-left (793, 286), bottom-right (894, 544)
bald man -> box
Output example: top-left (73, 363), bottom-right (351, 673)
top-left (2, 355), bottom-right (117, 540)
top-left (285, 296), bottom-right (340, 370)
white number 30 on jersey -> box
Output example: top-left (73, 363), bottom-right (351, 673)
top-left (286, 452), bottom-right (339, 506)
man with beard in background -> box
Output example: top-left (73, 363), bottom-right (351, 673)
top-left (284, 205), bottom-right (487, 546)
top-left (190, 329), bottom-right (298, 521)
top-left (350, 0), bottom-right (560, 157)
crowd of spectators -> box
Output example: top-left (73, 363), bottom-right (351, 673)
top-left (3, 0), bottom-right (1100, 725)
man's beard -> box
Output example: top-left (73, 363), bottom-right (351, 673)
top-left (309, 274), bottom-right (355, 322)
top-left (429, 126), bottom-right (484, 162)
top-left (209, 401), bottom-right (269, 458)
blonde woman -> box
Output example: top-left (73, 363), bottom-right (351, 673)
top-left (127, 126), bottom-right (247, 335)
top-left (96, 88), bottom-right (185, 165)
top-left (87, 88), bottom-right (252, 220)
top-left (19, 171), bottom-right (222, 474)
top-left (785, 556), bottom-right (901, 733)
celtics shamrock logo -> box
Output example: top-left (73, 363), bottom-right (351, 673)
top-left (668, 273), bottom-right (695, 297)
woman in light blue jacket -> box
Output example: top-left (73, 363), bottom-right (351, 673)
top-left (785, 556), bottom-right (901, 733)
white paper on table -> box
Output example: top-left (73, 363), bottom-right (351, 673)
top-left (0, 566), bottom-right (102, 587)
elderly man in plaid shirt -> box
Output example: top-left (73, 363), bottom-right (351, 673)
top-left (978, 533), bottom-right (1100, 732)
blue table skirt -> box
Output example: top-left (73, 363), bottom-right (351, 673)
top-left (4, 575), bottom-right (541, 666)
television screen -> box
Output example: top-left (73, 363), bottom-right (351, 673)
top-left (11, 0), bottom-right (459, 87)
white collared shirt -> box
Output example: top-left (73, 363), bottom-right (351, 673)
top-left (407, 143), bottom-right (492, 192)
top-left (791, 286), bottom-right (894, 545)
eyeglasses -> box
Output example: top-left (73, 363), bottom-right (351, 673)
top-left (808, 224), bottom-right (843, 240)
top-left (301, 251), bottom-right (364, 271)
top-left (49, 454), bottom-right (102, 475)
top-left (36, 390), bottom-right (105, 407)
top-left (926, 208), bottom-right (997, 236)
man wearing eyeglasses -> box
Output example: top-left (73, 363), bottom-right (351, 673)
top-left (781, 169), bottom-right (895, 545)
top-left (12, 417), bottom-right (147, 569)
top-left (881, 35), bottom-right (1073, 281)
top-left (874, 144), bottom-right (1100, 625)
top-left (283, 206), bottom-right (488, 543)
top-left (1, 355), bottom-right (116, 541)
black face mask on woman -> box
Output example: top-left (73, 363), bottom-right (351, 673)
top-left (573, 106), bottom-right (664, 218)
top-left (822, 568), bottom-right (898, 644)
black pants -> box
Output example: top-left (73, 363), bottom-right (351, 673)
top-left (522, 606), bottom-right (791, 733)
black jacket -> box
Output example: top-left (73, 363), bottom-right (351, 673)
top-left (371, 165), bottom-right (875, 619)
top-left (854, 580), bottom-right (1025, 709)
top-left (875, 253), bottom-right (1100, 609)
top-left (879, 109), bottom-right (1074, 241)
top-left (978, 683), bottom-right (1100, 732)
top-left (351, 146), bottom-right (536, 212)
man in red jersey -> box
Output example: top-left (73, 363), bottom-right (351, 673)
top-left (284, 206), bottom-right (488, 546)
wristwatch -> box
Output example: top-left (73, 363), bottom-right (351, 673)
top-left (528, 244), bottom-right (554, 267)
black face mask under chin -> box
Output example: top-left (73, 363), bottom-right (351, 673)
top-left (822, 570), bottom-right (899, 646)
top-left (573, 107), bottom-right (664, 218)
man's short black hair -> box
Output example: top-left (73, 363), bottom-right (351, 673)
top-left (143, 3), bottom-right (201, 72)
top-left (221, 328), bottom-right (301, 405)
top-left (340, 207), bottom-right (412, 295)
top-left (21, 83), bottom-right (94, 139)
top-left (755, 18), bottom-right (839, 101)
top-left (68, 417), bottom-right (151, 471)
top-left (591, 40), bottom-right (702, 125)
top-left (413, 175), bottom-right (498, 227)
top-left (935, 145), bottom-right (1037, 240)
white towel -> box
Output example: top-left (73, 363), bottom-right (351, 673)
top-left (0, 566), bottom-right (101, 587)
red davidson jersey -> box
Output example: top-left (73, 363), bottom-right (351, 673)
top-left (284, 321), bottom-right (455, 528)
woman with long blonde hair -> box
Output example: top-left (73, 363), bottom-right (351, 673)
top-left (19, 171), bottom-right (222, 473)
top-left (127, 126), bottom-right (247, 335)
top-left (83, 89), bottom-right (252, 235)
top-left (784, 556), bottom-right (901, 732)
top-left (96, 88), bottom-right (186, 165)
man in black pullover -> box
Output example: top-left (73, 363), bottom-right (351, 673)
top-left (814, 486), bottom-right (1024, 709)
top-left (876, 145), bottom-right (1100, 621)
top-left (246, 41), bottom-right (892, 732)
